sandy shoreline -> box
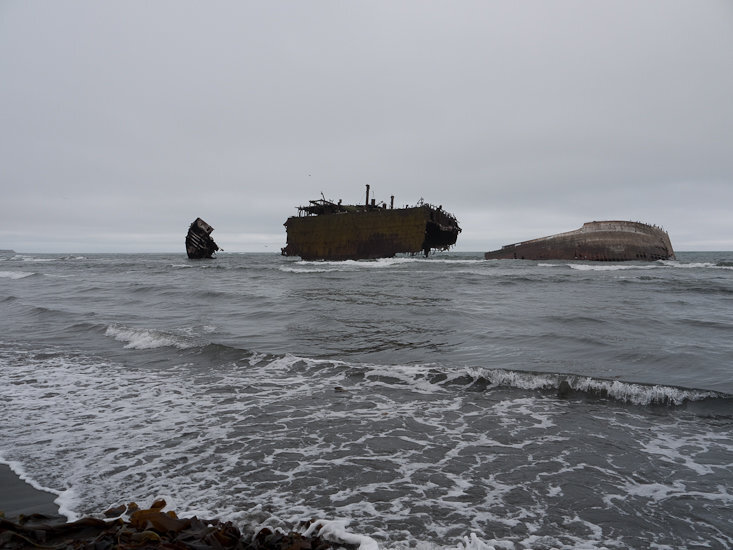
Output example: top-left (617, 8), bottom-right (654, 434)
top-left (0, 463), bottom-right (62, 521)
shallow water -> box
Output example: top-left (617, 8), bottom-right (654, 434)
top-left (1, 251), bottom-right (732, 548)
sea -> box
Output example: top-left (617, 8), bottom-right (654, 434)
top-left (1, 250), bottom-right (732, 549)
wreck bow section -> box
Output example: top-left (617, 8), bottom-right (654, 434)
top-left (484, 221), bottom-right (675, 262)
top-left (186, 218), bottom-right (220, 259)
top-left (282, 187), bottom-right (461, 261)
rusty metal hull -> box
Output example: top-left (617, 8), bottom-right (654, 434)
top-left (484, 221), bottom-right (675, 261)
top-left (282, 205), bottom-right (460, 261)
top-left (186, 218), bottom-right (219, 259)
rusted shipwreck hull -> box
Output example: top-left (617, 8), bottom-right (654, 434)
top-left (282, 186), bottom-right (461, 260)
top-left (484, 221), bottom-right (675, 261)
top-left (186, 218), bottom-right (220, 259)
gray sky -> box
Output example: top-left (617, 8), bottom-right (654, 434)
top-left (2, 1), bottom-right (732, 253)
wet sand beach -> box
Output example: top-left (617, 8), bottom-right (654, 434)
top-left (0, 464), bottom-right (61, 521)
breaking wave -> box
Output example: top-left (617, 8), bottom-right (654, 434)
top-left (660, 260), bottom-right (733, 270)
top-left (566, 263), bottom-right (659, 271)
top-left (536, 260), bottom-right (733, 272)
top-left (279, 258), bottom-right (416, 273)
top-left (455, 367), bottom-right (728, 406)
top-left (96, 325), bottom-right (732, 407)
top-left (104, 324), bottom-right (198, 350)
top-left (251, 355), bottom-right (728, 408)
top-left (279, 256), bottom-right (484, 273)
top-left (349, 362), bottom-right (729, 407)
top-left (0, 270), bottom-right (36, 279)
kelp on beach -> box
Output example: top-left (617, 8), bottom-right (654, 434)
top-left (0, 499), bottom-right (359, 550)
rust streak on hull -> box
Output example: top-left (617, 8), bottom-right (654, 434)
top-left (484, 221), bottom-right (675, 262)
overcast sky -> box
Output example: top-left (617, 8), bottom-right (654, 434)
top-left (2, 1), bottom-right (732, 253)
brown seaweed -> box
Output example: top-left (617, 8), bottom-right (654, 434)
top-left (0, 499), bottom-right (358, 550)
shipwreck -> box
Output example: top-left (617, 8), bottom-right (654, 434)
top-left (483, 221), bottom-right (675, 261)
top-left (185, 218), bottom-right (220, 259)
top-left (281, 185), bottom-right (461, 260)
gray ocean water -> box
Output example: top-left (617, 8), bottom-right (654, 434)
top-left (1, 250), bottom-right (732, 549)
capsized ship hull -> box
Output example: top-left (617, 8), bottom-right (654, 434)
top-left (186, 218), bottom-right (220, 259)
top-left (484, 221), bottom-right (675, 261)
top-left (282, 189), bottom-right (461, 261)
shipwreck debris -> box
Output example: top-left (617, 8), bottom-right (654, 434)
top-left (186, 218), bottom-right (220, 259)
top-left (484, 221), bottom-right (675, 261)
top-left (281, 185), bottom-right (461, 260)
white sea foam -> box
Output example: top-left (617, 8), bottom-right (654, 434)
top-left (620, 481), bottom-right (689, 502)
top-left (602, 478), bottom-right (733, 514)
top-left (12, 255), bottom-right (55, 262)
top-left (422, 258), bottom-right (486, 265)
top-left (302, 520), bottom-right (380, 550)
top-left (641, 431), bottom-right (725, 476)
top-left (279, 256), bottom-right (483, 274)
top-left (660, 260), bottom-right (733, 270)
top-left (466, 367), bottom-right (723, 406)
top-left (536, 259), bottom-right (733, 272)
top-left (566, 376), bottom-right (720, 406)
top-left (279, 265), bottom-right (340, 273)
top-left (104, 324), bottom-right (196, 350)
top-left (0, 270), bottom-right (34, 279)
top-left (280, 258), bottom-right (412, 273)
top-left (1, 347), bottom-right (730, 549)
top-left (474, 368), bottom-right (557, 392)
top-left (455, 533), bottom-right (514, 550)
top-left (567, 263), bottom-right (658, 271)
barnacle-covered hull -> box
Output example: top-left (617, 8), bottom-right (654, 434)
top-left (484, 221), bottom-right (675, 261)
top-left (282, 188), bottom-right (461, 261)
top-left (186, 218), bottom-right (219, 259)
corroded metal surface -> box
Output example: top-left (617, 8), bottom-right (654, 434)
top-left (186, 218), bottom-right (220, 259)
top-left (282, 190), bottom-right (461, 261)
top-left (484, 221), bottom-right (675, 261)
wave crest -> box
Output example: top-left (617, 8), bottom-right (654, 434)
top-left (0, 271), bottom-right (35, 279)
top-left (104, 324), bottom-right (196, 350)
top-left (464, 367), bottom-right (727, 406)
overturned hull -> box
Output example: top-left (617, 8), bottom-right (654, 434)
top-left (484, 221), bottom-right (675, 262)
top-left (186, 218), bottom-right (220, 259)
top-left (282, 189), bottom-right (461, 261)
